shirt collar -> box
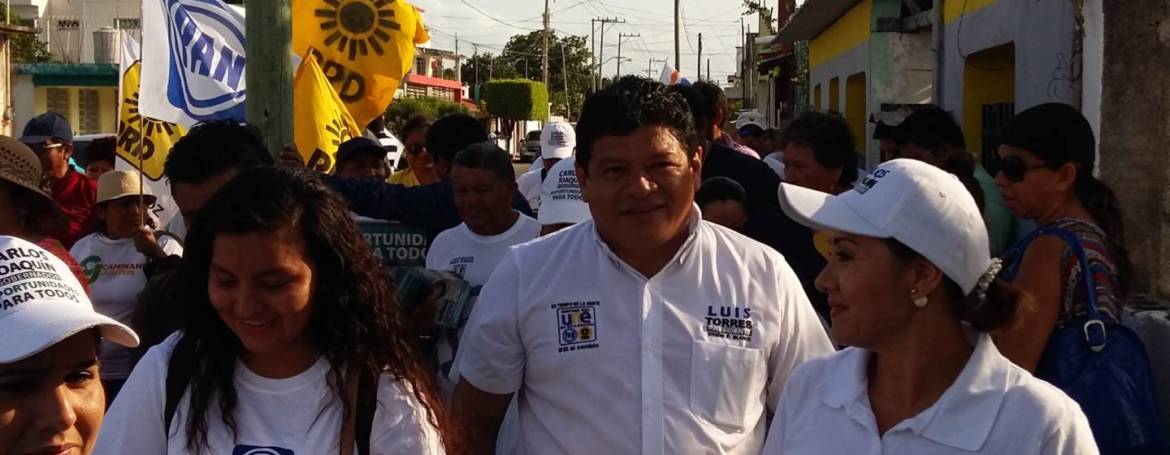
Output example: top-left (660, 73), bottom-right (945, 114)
top-left (590, 205), bottom-right (702, 280)
top-left (819, 333), bottom-right (1010, 451)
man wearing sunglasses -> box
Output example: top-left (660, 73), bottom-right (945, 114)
top-left (19, 112), bottom-right (96, 248)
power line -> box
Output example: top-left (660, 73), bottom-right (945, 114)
top-left (456, 0), bottom-right (538, 32)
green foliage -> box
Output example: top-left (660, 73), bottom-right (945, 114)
top-left (441, 68), bottom-right (458, 80)
top-left (482, 79), bottom-right (548, 122)
top-left (462, 31), bottom-right (591, 121)
top-left (383, 96), bottom-right (469, 137)
top-left (743, 0), bottom-right (774, 31)
top-left (0, 4), bottom-right (51, 63)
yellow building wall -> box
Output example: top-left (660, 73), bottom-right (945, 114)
top-left (962, 44), bottom-right (1015, 157)
top-left (33, 86), bottom-right (119, 135)
top-left (809, 0), bottom-right (872, 70)
top-left (943, 0), bottom-right (1000, 24)
top-left (845, 73), bottom-right (867, 153)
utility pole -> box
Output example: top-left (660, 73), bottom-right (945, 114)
top-left (245, 0), bottom-right (292, 159)
top-left (707, 58), bottom-right (711, 82)
top-left (697, 33), bottom-right (702, 81)
top-left (673, 0), bottom-right (680, 69)
top-left (596, 17), bottom-right (624, 88)
top-left (472, 44), bottom-right (480, 101)
top-left (590, 19), bottom-right (598, 92)
top-left (542, 0), bottom-right (550, 87)
top-left (617, 33), bottom-right (639, 78)
top-left (648, 57), bottom-right (666, 79)
top-left (455, 33), bottom-right (461, 83)
top-left (561, 42), bottom-right (571, 121)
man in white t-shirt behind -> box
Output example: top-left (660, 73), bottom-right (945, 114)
top-left (452, 77), bottom-right (834, 454)
top-left (426, 142), bottom-right (541, 287)
top-left (517, 122), bottom-right (575, 213)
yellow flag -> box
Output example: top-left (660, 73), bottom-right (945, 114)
top-left (292, 0), bottom-right (430, 128)
top-left (116, 61), bottom-right (185, 181)
top-left (294, 54), bottom-right (363, 173)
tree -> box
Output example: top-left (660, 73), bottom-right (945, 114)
top-left (743, 1), bottom-right (775, 33)
top-left (0, 3), bottom-right (51, 63)
top-left (482, 79), bottom-right (548, 142)
top-left (383, 96), bottom-right (469, 137)
top-left (462, 31), bottom-right (592, 121)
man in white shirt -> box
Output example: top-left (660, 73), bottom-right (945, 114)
top-left (517, 122), bottom-right (576, 213)
top-left (452, 76), bottom-right (834, 454)
top-left (426, 142), bottom-right (541, 287)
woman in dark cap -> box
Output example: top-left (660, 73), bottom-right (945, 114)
top-left (990, 103), bottom-right (1131, 372)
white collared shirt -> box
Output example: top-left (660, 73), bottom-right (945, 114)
top-left (456, 210), bottom-right (834, 454)
top-left (762, 333), bottom-right (1099, 455)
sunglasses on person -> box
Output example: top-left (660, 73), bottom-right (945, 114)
top-left (406, 143), bottom-right (426, 155)
top-left (996, 155), bottom-right (1049, 182)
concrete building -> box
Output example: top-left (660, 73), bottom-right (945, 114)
top-left (0, 22), bottom-right (38, 136)
top-left (8, 0), bottom-right (138, 135)
top-left (776, 0), bottom-right (1085, 167)
top-left (401, 46), bottom-right (474, 110)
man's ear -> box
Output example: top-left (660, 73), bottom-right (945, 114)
top-left (576, 162), bottom-right (591, 204)
top-left (691, 146), bottom-right (704, 192)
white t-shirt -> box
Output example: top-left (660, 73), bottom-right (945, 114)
top-left (425, 214), bottom-right (541, 288)
top-left (762, 333), bottom-right (1098, 455)
top-left (763, 152), bottom-right (785, 179)
top-left (70, 232), bottom-right (183, 380)
top-left (454, 210), bottom-right (835, 454)
top-left (516, 169), bottom-right (544, 214)
top-left (94, 333), bottom-right (444, 455)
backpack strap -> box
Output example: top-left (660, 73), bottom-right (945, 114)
top-left (164, 335), bottom-right (196, 436)
top-left (1002, 226), bottom-right (1107, 349)
top-left (356, 372), bottom-right (377, 455)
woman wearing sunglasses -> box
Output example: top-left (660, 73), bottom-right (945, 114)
top-left (389, 116), bottom-right (438, 187)
top-left (990, 103), bottom-right (1132, 373)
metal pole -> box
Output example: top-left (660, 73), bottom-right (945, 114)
top-left (697, 33), bottom-right (702, 81)
top-left (542, 0), bottom-right (550, 87)
top-left (673, 0), bottom-right (680, 69)
top-left (590, 19), bottom-right (597, 92)
top-left (244, 0), bottom-right (293, 159)
top-left (562, 42), bottom-right (571, 121)
top-left (598, 22), bottom-right (606, 86)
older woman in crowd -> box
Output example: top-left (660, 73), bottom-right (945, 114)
top-left (763, 159), bottom-right (1096, 454)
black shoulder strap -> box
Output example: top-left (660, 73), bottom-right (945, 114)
top-left (355, 372), bottom-right (377, 455)
top-left (164, 335), bottom-right (196, 436)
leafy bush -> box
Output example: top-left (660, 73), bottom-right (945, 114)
top-left (482, 79), bottom-right (549, 122)
top-left (383, 96), bottom-right (469, 137)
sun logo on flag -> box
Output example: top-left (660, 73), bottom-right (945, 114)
top-left (315, 0), bottom-right (401, 61)
top-left (122, 95), bottom-right (180, 138)
top-left (325, 117), bottom-right (354, 148)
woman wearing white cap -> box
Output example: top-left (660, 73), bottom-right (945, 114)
top-left (0, 235), bottom-right (139, 455)
top-left (762, 159), bottom-right (1097, 454)
top-left (68, 170), bottom-right (183, 402)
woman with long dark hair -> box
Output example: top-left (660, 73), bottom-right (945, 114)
top-left (990, 103), bottom-right (1132, 371)
top-left (96, 167), bottom-right (457, 454)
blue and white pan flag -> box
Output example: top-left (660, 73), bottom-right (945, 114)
top-left (140, 0), bottom-right (247, 127)
top-left (659, 63), bottom-right (691, 87)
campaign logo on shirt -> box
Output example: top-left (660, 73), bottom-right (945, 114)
top-left (552, 300), bottom-right (599, 353)
top-left (231, 446), bottom-right (293, 455)
top-left (704, 306), bottom-right (754, 342)
top-left (448, 256), bottom-right (473, 279)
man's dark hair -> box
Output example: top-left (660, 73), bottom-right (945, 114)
top-left (692, 81), bottom-right (728, 127)
top-left (696, 177), bottom-right (748, 207)
top-left (452, 142), bottom-right (515, 182)
top-left (576, 76), bottom-right (699, 171)
top-left (894, 105), bottom-right (966, 151)
top-left (782, 112), bottom-right (858, 187)
top-left (400, 115), bottom-right (433, 140)
top-left (426, 114), bottom-right (487, 165)
top-left (164, 121), bottom-right (272, 184)
top-left (83, 136), bottom-right (116, 167)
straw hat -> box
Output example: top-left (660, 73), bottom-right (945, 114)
top-left (96, 169), bottom-right (156, 205)
top-left (0, 135), bottom-right (53, 202)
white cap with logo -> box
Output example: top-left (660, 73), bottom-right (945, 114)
top-left (777, 159), bottom-right (991, 293)
top-left (538, 157), bottom-right (591, 226)
top-left (735, 111), bottom-right (767, 131)
top-left (540, 122), bottom-right (576, 160)
top-left (0, 236), bottom-right (139, 363)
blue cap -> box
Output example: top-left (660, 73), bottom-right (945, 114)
top-left (20, 112), bottom-right (73, 145)
top-left (336, 137), bottom-right (386, 163)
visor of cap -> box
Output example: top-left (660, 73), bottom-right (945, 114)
top-left (0, 298), bottom-right (139, 363)
top-left (778, 183), bottom-right (888, 238)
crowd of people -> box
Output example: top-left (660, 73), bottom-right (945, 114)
top-left (1, 74), bottom-right (1167, 455)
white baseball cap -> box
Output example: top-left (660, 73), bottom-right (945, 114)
top-left (540, 122), bottom-right (576, 160)
top-left (777, 159), bottom-right (991, 293)
top-left (735, 111), bottom-right (767, 131)
top-left (538, 157), bottom-right (591, 226)
top-left (0, 236), bottom-right (139, 363)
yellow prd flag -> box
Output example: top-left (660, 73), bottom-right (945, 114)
top-left (294, 54), bottom-right (363, 173)
top-left (117, 60), bottom-right (185, 181)
top-left (292, 0), bottom-right (430, 128)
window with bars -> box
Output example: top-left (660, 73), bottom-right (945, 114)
top-left (56, 19), bottom-right (80, 30)
top-left (116, 18), bottom-right (141, 30)
top-left (78, 89), bottom-right (101, 134)
top-left (405, 85), bottom-right (427, 98)
top-left (46, 89), bottom-right (70, 119)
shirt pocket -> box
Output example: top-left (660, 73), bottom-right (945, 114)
top-left (689, 340), bottom-right (766, 432)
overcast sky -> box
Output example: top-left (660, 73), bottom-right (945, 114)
top-left (411, 0), bottom-right (768, 85)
